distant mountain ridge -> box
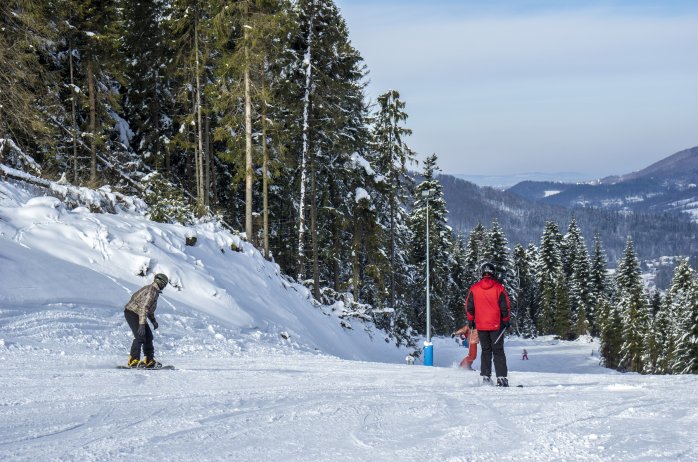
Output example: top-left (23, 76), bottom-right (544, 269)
top-left (601, 146), bottom-right (698, 184)
top-left (506, 146), bottom-right (698, 221)
top-left (452, 172), bottom-right (592, 189)
top-left (438, 173), bottom-right (698, 266)
top-left (438, 145), bottom-right (698, 264)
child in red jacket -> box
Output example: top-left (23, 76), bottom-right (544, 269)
top-left (452, 324), bottom-right (479, 370)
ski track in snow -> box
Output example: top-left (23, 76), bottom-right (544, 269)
top-left (1, 337), bottom-right (697, 461)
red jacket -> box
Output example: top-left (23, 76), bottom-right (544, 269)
top-left (465, 275), bottom-right (511, 331)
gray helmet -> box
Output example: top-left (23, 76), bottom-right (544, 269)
top-left (480, 262), bottom-right (496, 278)
top-left (154, 273), bottom-right (168, 289)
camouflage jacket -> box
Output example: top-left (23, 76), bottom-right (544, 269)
top-left (124, 282), bottom-right (161, 325)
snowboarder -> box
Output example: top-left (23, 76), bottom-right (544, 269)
top-left (522, 348), bottom-right (529, 360)
top-left (124, 273), bottom-right (168, 368)
top-left (465, 262), bottom-right (512, 387)
top-left (452, 324), bottom-right (479, 370)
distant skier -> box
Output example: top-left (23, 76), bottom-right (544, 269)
top-left (465, 262), bottom-right (512, 387)
top-left (522, 348), bottom-right (529, 360)
top-left (124, 273), bottom-right (168, 368)
top-left (452, 324), bottom-right (479, 370)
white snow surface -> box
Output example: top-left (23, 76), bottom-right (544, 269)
top-left (1, 178), bottom-right (698, 461)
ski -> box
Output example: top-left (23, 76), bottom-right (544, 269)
top-left (481, 378), bottom-right (523, 387)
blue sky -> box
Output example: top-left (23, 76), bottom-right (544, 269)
top-left (335, 0), bottom-right (698, 177)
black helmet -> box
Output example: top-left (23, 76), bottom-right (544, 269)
top-left (154, 273), bottom-right (168, 289)
top-left (480, 262), bottom-right (496, 278)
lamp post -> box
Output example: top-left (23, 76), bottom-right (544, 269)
top-left (422, 188), bottom-right (433, 366)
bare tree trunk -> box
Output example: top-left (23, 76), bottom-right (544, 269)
top-left (191, 78), bottom-right (198, 188)
top-left (297, 4), bottom-right (314, 280)
top-left (194, 14), bottom-right (205, 212)
top-left (389, 198), bottom-right (395, 306)
top-left (244, 24), bottom-right (253, 243)
top-left (69, 36), bottom-right (79, 184)
top-left (310, 148), bottom-right (320, 300)
top-left (207, 113), bottom-right (216, 205)
top-left (87, 59), bottom-right (97, 184)
top-left (153, 67), bottom-right (161, 168)
top-left (261, 75), bottom-right (270, 259)
top-left (204, 112), bottom-right (210, 207)
top-left (353, 222), bottom-right (360, 301)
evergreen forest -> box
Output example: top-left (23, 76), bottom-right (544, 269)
top-left (2, 0), bottom-right (697, 374)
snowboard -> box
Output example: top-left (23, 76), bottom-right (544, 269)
top-left (116, 365), bottom-right (175, 370)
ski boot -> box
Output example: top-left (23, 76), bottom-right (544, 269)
top-left (139, 357), bottom-right (163, 369)
top-left (482, 376), bottom-right (492, 385)
top-left (127, 355), bottom-right (140, 368)
top-left (497, 377), bottom-right (509, 387)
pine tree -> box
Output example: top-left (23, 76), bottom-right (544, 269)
top-left (409, 154), bottom-right (454, 335)
top-left (371, 89), bottom-right (415, 312)
top-left (668, 259), bottom-right (698, 374)
top-left (554, 275), bottom-right (573, 339)
top-left (348, 184), bottom-right (384, 308)
top-left (463, 222), bottom-right (486, 289)
top-left (590, 233), bottom-right (611, 335)
top-left (562, 218), bottom-right (593, 338)
top-left (484, 219), bottom-right (517, 304)
top-left (71, 0), bottom-right (124, 185)
top-left (210, 0), bottom-right (289, 242)
top-left (598, 299), bottom-right (623, 369)
top-left (512, 243), bottom-right (536, 337)
top-left (535, 220), bottom-right (563, 335)
top-left (448, 235), bottom-right (470, 330)
top-left (167, 0), bottom-right (216, 213)
top-left (652, 292), bottom-right (675, 374)
top-left (121, 0), bottom-right (173, 171)
top-left (292, 0), bottom-right (370, 298)
top-left (0, 1), bottom-right (59, 160)
top-left (615, 237), bottom-right (649, 373)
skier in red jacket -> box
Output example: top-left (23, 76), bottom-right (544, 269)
top-left (465, 262), bottom-right (511, 387)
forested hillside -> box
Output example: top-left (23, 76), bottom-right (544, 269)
top-left (2, 0), bottom-right (697, 374)
top-left (506, 146), bottom-right (698, 221)
top-left (439, 174), bottom-right (698, 264)
top-left (1, 0), bottom-right (456, 343)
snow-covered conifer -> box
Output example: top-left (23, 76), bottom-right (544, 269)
top-left (409, 154), bottom-right (455, 335)
top-left (535, 220), bottom-right (563, 335)
top-left (615, 237), bottom-right (650, 373)
top-left (667, 259), bottom-right (698, 374)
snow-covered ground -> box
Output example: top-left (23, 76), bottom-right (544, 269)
top-left (2, 337), bottom-right (697, 461)
top-left (2, 177), bottom-right (698, 461)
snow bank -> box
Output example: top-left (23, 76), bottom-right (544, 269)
top-left (0, 178), bottom-right (408, 363)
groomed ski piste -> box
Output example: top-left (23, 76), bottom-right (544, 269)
top-left (1, 176), bottom-right (697, 461)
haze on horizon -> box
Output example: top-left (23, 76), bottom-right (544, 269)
top-left (336, 0), bottom-right (698, 178)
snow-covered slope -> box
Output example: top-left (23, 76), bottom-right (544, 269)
top-left (0, 178), bottom-right (407, 363)
top-left (3, 177), bottom-right (698, 461)
top-left (2, 334), bottom-right (698, 461)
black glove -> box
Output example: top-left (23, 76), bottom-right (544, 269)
top-left (468, 320), bottom-right (475, 329)
top-left (152, 319), bottom-right (158, 330)
top-left (137, 324), bottom-right (146, 337)
top-left (502, 321), bottom-right (510, 330)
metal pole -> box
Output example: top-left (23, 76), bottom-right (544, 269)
top-left (423, 189), bottom-right (433, 366)
top-left (426, 192), bottom-right (430, 343)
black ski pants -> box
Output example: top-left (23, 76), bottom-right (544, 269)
top-left (124, 310), bottom-right (154, 360)
top-left (478, 329), bottom-right (507, 378)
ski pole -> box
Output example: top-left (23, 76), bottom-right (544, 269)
top-left (494, 327), bottom-right (506, 344)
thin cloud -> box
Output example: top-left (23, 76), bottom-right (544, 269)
top-left (338, 1), bottom-right (698, 175)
